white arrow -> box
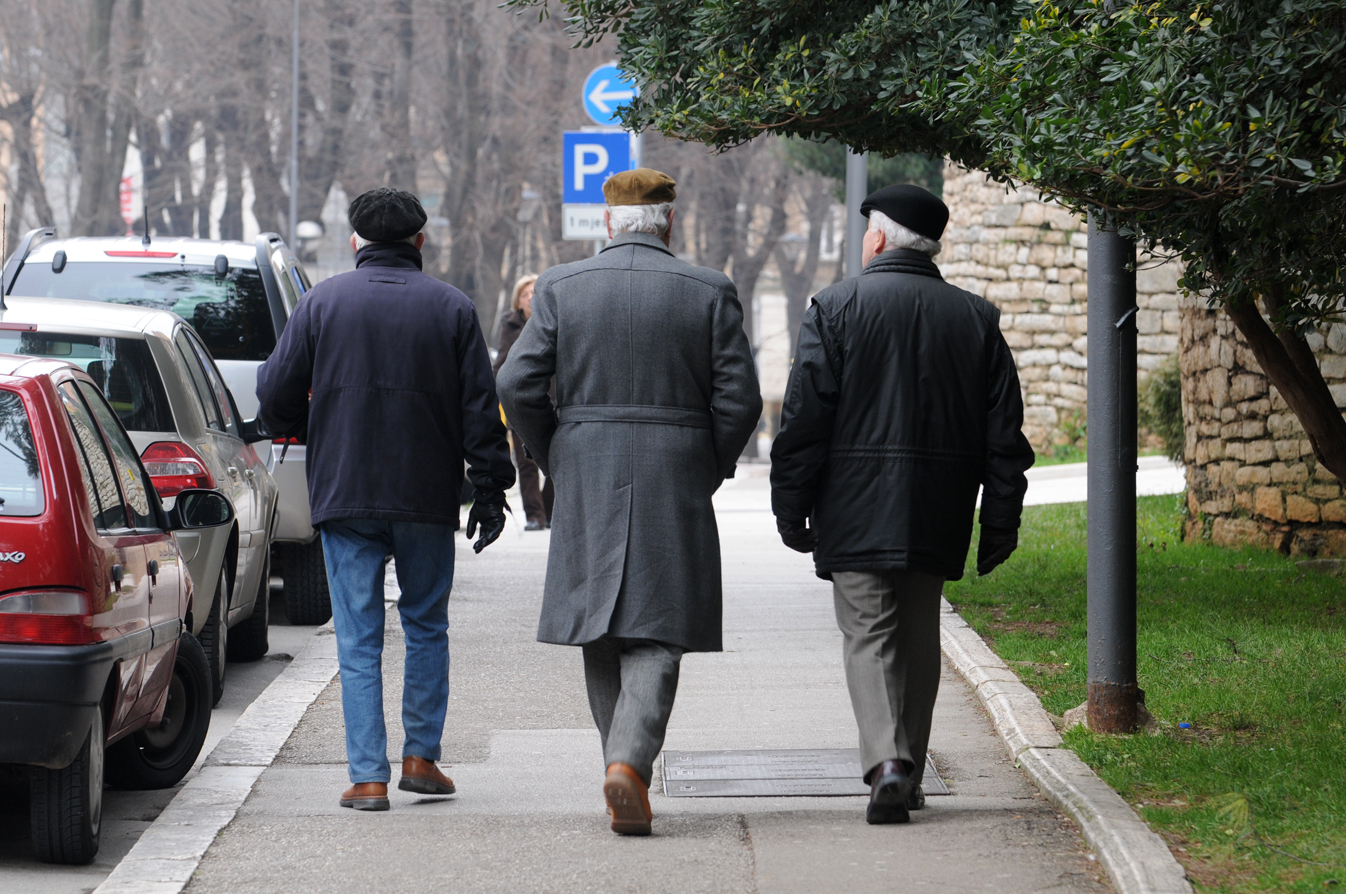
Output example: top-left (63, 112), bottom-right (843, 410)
top-left (587, 79), bottom-right (636, 115)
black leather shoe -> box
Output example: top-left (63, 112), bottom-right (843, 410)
top-left (866, 760), bottom-right (913, 824)
top-left (907, 784), bottom-right (925, 811)
top-left (525, 519), bottom-right (545, 531)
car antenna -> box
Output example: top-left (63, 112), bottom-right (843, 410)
top-left (2, 203), bottom-right (7, 311)
top-left (142, 202), bottom-right (151, 247)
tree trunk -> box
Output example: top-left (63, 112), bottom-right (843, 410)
top-left (98, 0), bottom-right (143, 236)
top-left (218, 115), bottom-right (246, 241)
top-left (386, 0), bottom-right (416, 190)
top-left (775, 176), bottom-right (832, 360)
top-left (296, 0), bottom-right (357, 225)
top-left (70, 0), bottom-right (118, 236)
top-left (1224, 290), bottom-right (1346, 483)
top-left (0, 90), bottom-right (57, 243)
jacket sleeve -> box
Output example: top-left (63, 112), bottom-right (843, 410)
top-left (456, 303), bottom-right (516, 498)
top-left (496, 276), bottom-right (558, 474)
top-left (255, 295), bottom-right (315, 439)
top-left (769, 301), bottom-right (841, 523)
top-left (492, 312), bottom-right (523, 376)
top-left (980, 328), bottom-right (1034, 529)
top-left (709, 280), bottom-right (763, 482)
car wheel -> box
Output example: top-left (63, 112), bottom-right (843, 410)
top-left (29, 704), bottom-right (103, 865)
top-left (105, 632), bottom-right (212, 790)
top-left (228, 547), bottom-right (271, 662)
top-left (198, 569), bottom-right (228, 706)
top-left (280, 539), bottom-right (332, 625)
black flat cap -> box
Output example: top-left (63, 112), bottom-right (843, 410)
top-left (347, 187), bottom-right (428, 242)
top-left (860, 184), bottom-right (949, 242)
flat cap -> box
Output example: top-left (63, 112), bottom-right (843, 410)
top-left (861, 184), bottom-right (949, 242)
top-left (347, 187), bottom-right (428, 242)
top-left (603, 168), bottom-right (676, 206)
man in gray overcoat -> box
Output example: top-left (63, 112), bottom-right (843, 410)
top-left (498, 168), bottom-right (761, 836)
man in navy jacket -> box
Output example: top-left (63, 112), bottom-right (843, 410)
top-left (257, 187), bottom-right (514, 812)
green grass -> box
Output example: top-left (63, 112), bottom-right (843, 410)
top-left (1032, 445), bottom-right (1088, 466)
top-left (946, 495), bottom-right (1346, 893)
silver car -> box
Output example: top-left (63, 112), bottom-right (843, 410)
top-left (0, 296), bottom-right (278, 705)
top-left (2, 230), bottom-right (331, 624)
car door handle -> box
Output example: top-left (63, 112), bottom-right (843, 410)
top-left (147, 559), bottom-right (159, 586)
top-left (111, 564), bottom-right (124, 590)
top-left (227, 466), bottom-right (239, 477)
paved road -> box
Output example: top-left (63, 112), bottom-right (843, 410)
top-left (185, 473), bottom-right (1111, 894)
top-left (0, 588), bottom-right (319, 894)
top-left (1020, 456), bottom-right (1184, 507)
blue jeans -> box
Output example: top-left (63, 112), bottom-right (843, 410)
top-left (321, 519), bottom-right (456, 784)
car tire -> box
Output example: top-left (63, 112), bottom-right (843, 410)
top-left (198, 568), bottom-right (228, 707)
top-left (228, 547), bottom-right (271, 662)
top-left (105, 632), bottom-right (212, 790)
top-left (280, 539), bottom-right (332, 626)
top-left (29, 704), bottom-right (103, 865)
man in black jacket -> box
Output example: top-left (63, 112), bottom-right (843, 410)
top-left (770, 184), bottom-right (1034, 825)
top-left (257, 188), bottom-right (515, 812)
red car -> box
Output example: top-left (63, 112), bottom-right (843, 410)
top-left (0, 351), bottom-right (234, 864)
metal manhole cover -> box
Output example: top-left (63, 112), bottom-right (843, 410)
top-left (660, 749), bottom-right (949, 797)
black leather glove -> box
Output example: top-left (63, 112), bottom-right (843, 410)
top-left (466, 493), bottom-right (510, 553)
top-left (976, 525), bottom-right (1018, 576)
top-left (777, 517), bottom-right (819, 554)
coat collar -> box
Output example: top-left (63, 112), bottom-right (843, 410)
top-left (355, 241), bottom-right (424, 271)
top-left (861, 248), bottom-right (943, 280)
top-left (601, 231), bottom-right (675, 257)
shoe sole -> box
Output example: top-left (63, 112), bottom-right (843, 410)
top-left (604, 775), bottom-right (652, 836)
top-left (398, 777), bottom-right (456, 795)
top-left (339, 797), bottom-right (390, 811)
top-left (866, 777), bottom-right (913, 825)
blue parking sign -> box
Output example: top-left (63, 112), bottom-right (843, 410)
top-left (562, 131), bottom-right (632, 204)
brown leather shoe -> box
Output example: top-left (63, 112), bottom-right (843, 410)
top-left (399, 756), bottom-right (457, 795)
top-left (339, 782), bottom-right (389, 811)
top-left (604, 762), bottom-right (652, 836)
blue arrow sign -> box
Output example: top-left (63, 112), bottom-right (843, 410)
top-left (583, 63), bottom-right (638, 127)
top-left (563, 131), bottom-right (632, 203)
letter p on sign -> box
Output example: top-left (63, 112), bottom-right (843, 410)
top-left (574, 145), bottom-right (609, 191)
top-left (562, 131), bottom-right (631, 204)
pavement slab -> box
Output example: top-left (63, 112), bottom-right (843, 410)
top-left (186, 474), bottom-right (1112, 893)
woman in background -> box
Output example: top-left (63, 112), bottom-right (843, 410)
top-left (494, 274), bottom-right (553, 530)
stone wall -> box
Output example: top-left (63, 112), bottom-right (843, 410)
top-left (938, 162), bottom-right (1183, 451)
top-left (1179, 299), bottom-right (1346, 555)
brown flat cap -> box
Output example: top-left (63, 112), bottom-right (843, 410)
top-left (603, 168), bottom-right (676, 206)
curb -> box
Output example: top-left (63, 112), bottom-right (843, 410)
top-left (939, 598), bottom-right (1192, 894)
top-left (93, 626), bottom-right (339, 894)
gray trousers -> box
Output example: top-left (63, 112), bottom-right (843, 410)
top-left (832, 570), bottom-right (945, 782)
top-left (581, 637), bottom-right (684, 785)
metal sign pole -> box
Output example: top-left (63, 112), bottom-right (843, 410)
top-left (844, 150), bottom-right (868, 278)
top-left (288, 0), bottom-right (299, 249)
top-left (1086, 209), bottom-right (1139, 733)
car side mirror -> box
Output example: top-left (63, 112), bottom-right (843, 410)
top-left (241, 416), bottom-right (272, 444)
top-left (167, 489), bottom-right (235, 531)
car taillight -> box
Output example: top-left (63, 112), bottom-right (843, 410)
top-left (272, 437), bottom-right (301, 444)
top-left (140, 441), bottom-right (215, 497)
top-left (0, 590), bottom-right (94, 644)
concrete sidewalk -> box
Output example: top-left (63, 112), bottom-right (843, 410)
top-left (185, 474), bottom-right (1110, 893)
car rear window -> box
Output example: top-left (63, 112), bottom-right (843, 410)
top-left (10, 262), bottom-right (276, 362)
top-left (0, 389), bottom-right (44, 517)
top-left (0, 332), bottom-right (175, 433)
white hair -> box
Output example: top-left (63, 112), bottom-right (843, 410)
top-left (869, 209), bottom-right (942, 257)
top-left (353, 231), bottom-right (421, 251)
top-left (607, 202), bottom-right (674, 238)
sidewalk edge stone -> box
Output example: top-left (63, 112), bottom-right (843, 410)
top-left (939, 598), bottom-right (1192, 894)
top-left (93, 625), bottom-right (339, 894)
